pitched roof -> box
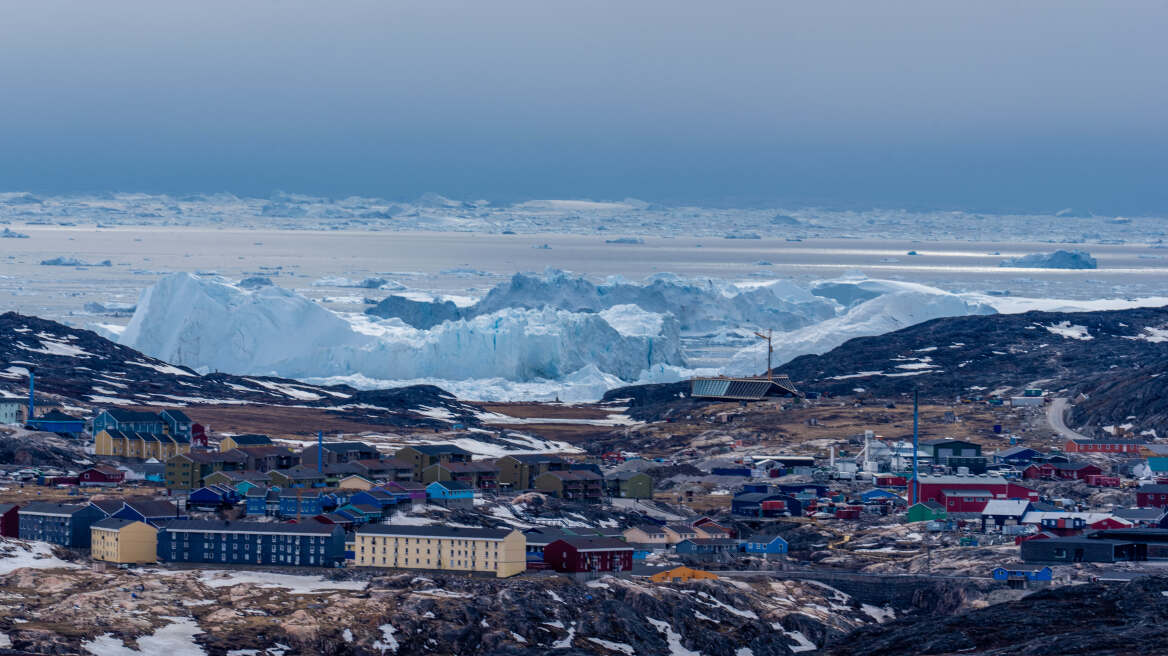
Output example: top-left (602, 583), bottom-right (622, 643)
top-left (123, 498), bottom-right (182, 518)
top-left (399, 444), bottom-right (473, 456)
top-left (430, 480), bottom-right (473, 491)
top-left (89, 499), bottom-right (126, 514)
top-left (941, 489), bottom-right (993, 497)
top-left (357, 524), bottom-right (513, 540)
top-left (176, 450), bottom-right (248, 464)
top-left (433, 461), bottom-right (499, 474)
top-left (21, 502), bottom-right (91, 516)
top-left (552, 537), bottom-right (633, 552)
top-left (918, 474), bottom-right (1008, 486)
top-left (505, 454), bottom-right (568, 464)
top-left (235, 445), bottom-right (291, 457)
top-left (160, 519), bottom-right (340, 536)
top-left (981, 499), bottom-right (1031, 516)
top-left (1070, 438), bottom-right (1149, 446)
top-left (1136, 484), bottom-right (1168, 493)
top-left (226, 433), bottom-right (273, 446)
top-left (101, 408), bottom-right (162, 423)
top-left (161, 409), bottom-right (193, 423)
top-left (0, 503), bottom-right (18, 515)
top-left (318, 442), bottom-right (377, 453)
top-left (92, 517), bottom-right (148, 531)
top-left (1051, 462), bottom-right (1100, 471)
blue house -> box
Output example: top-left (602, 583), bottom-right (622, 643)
top-left (113, 499), bottom-right (188, 527)
top-left (92, 408), bottom-right (164, 435)
top-left (741, 533), bottom-right (789, 555)
top-left (993, 447), bottom-right (1043, 465)
top-left (350, 489), bottom-right (398, 512)
top-left (279, 489), bottom-right (328, 518)
top-left (27, 409), bottom-right (85, 434)
top-left (675, 538), bottom-right (739, 558)
top-left (776, 484), bottom-right (830, 497)
top-left (860, 489), bottom-right (905, 504)
top-left (426, 480), bottom-right (475, 508)
top-left (731, 491), bottom-right (802, 518)
top-left (157, 519), bottom-right (346, 566)
top-left (338, 504), bottom-right (381, 523)
top-left (992, 566), bottom-right (1052, 582)
top-left (159, 409), bottom-right (194, 441)
top-left (19, 502), bottom-right (105, 547)
top-left (188, 485), bottom-right (242, 510)
top-left (245, 487), bottom-right (271, 516)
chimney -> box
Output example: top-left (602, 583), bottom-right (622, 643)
top-left (317, 430), bottom-right (323, 474)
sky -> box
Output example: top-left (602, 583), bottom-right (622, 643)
top-left (1, 1), bottom-right (1166, 213)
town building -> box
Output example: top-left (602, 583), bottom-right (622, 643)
top-left (533, 470), bottom-right (603, 502)
top-left (0, 504), bottom-right (20, 537)
top-left (906, 501), bottom-right (947, 523)
top-left (544, 537), bottom-right (634, 574)
top-left (91, 519), bottom-right (158, 564)
top-left (740, 532), bottom-right (789, 555)
top-left (234, 445), bottom-right (300, 472)
top-left (675, 538), bottom-right (739, 559)
top-left (662, 524), bottom-right (699, 544)
top-left (157, 519), bottom-right (346, 566)
top-left (394, 445), bottom-right (474, 480)
top-left (622, 524), bottom-right (669, 546)
top-left (166, 450), bottom-right (248, 491)
top-left (915, 474), bottom-right (1038, 513)
top-left (27, 409), bottom-right (86, 434)
top-left (425, 481), bottom-right (475, 508)
top-left (354, 524), bottom-right (526, 577)
top-left (112, 498), bottom-right (188, 527)
top-left (496, 454), bottom-right (569, 490)
top-left (421, 461), bottom-right (500, 491)
top-left (1136, 484), bottom-right (1168, 508)
top-left (1064, 438), bottom-right (1148, 454)
top-left (218, 434), bottom-right (273, 452)
top-left (0, 400), bottom-right (22, 425)
top-left (19, 502), bottom-right (105, 547)
top-left (922, 438), bottom-right (986, 472)
top-left (79, 465), bottom-right (126, 487)
top-left (300, 442), bottom-right (381, 468)
top-left (95, 429), bottom-right (191, 460)
top-left (603, 471), bottom-right (653, 499)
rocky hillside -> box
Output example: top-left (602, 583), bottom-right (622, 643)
top-left (0, 312), bottom-right (483, 429)
top-left (607, 305), bottom-right (1168, 432)
top-left (0, 542), bottom-right (920, 655)
top-left (827, 575), bottom-right (1168, 655)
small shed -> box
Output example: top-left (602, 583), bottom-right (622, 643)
top-left (649, 566), bottom-right (719, 583)
top-left (906, 501), bottom-right (947, 523)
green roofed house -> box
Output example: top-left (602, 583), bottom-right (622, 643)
top-left (906, 501), bottom-right (948, 523)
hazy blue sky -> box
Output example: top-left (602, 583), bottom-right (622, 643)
top-left (1, 1), bottom-right (1166, 213)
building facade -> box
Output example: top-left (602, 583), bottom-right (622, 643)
top-left (354, 524), bottom-right (526, 577)
top-left (91, 518), bottom-right (158, 564)
top-left (157, 520), bottom-right (346, 566)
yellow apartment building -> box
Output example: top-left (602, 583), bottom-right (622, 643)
top-left (354, 524), bottom-right (525, 578)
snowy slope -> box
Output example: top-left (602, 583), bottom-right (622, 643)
top-left (726, 284), bottom-right (995, 375)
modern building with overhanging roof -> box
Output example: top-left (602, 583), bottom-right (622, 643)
top-left (689, 375), bottom-right (801, 401)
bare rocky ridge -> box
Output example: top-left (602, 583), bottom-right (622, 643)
top-left (0, 312), bottom-right (483, 429)
top-left (607, 305), bottom-right (1168, 434)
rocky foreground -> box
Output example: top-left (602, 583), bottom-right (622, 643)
top-left (0, 537), bottom-right (899, 655)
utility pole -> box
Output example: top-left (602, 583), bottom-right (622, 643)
top-left (911, 389), bottom-right (920, 506)
top-left (753, 330), bottom-right (773, 380)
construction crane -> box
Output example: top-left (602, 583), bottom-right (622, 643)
top-left (753, 329), bottom-right (773, 380)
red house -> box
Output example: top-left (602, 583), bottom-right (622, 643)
top-left (80, 465), bottom-right (125, 487)
top-left (544, 537), bottom-right (633, 574)
top-left (1023, 463), bottom-right (1056, 480)
top-left (916, 474), bottom-right (1038, 513)
top-left (1065, 439), bottom-right (1146, 454)
top-left (0, 504), bottom-right (19, 537)
top-left (1051, 462), bottom-right (1104, 480)
top-left (1136, 484), bottom-right (1168, 508)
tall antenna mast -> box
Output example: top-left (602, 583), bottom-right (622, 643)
top-left (753, 329), bottom-right (773, 380)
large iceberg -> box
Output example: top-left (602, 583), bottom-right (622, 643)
top-left (368, 270), bottom-right (839, 332)
top-left (118, 271), bottom-right (1015, 401)
top-left (999, 250), bottom-right (1097, 269)
top-left (120, 273), bottom-right (684, 382)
